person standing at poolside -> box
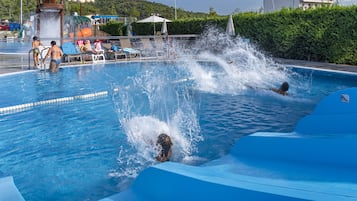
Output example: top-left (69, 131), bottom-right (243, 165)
top-left (32, 36), bottom-right (43, 68)
top-left (43, 41), bottom-right (63, 73)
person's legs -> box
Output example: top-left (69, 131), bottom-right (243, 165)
top-left (49, 59), bottom-right (61, 73)
top-left (49, 60), bottom-right (57, 73)
top-left (33, 50), bottom-right (39, 67)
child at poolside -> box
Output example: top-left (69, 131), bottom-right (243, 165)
top-left (32, 36), bottom-right (43, 68)
top-left (93, 39), bottom-right (103, 54)
top-left (77, 40), bottom-right (85, 52)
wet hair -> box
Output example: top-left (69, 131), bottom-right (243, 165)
top-left (157, 133), bottom-right (172, 147)
top-left (50, 41), bottom-right (56, 46)
top-left (33, 36), bottom-right (38, 40)
top-left (156, 133), bottom-right (173, 161)
top-left (280, 82), bottom-right (289, 92)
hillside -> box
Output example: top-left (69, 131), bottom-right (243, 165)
top-left (86, 0), bottom-right (209, 20)
top-left (0, 0), bottom-right (209, 22)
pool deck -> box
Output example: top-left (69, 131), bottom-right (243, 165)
top-left (0, 58), bottom-right (357, 75)
top-left (274, 58), bottom-right (357, 73)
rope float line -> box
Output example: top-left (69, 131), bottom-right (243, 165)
top-left (0, 91), bottom-right (108, 115)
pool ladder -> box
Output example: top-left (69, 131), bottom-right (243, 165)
top-left (28, 47), bottom-right (50, 70)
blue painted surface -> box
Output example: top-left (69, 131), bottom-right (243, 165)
top-left (101, 87), bottom-right (357, 201)
top-left (0, 176), bottom-right (25, 201)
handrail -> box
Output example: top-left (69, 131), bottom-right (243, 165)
top-left (28, 49), bottom-right (34, 69)
top-left (39, 47), bottom-right (51, 71)
top-left (28, 47), bottom-right (51, 71)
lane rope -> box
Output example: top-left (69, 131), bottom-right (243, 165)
top-left (0, 91), bottom-right (108, 115)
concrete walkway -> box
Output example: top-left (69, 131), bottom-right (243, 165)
top-left (275, 58), bottom-right (357, 73)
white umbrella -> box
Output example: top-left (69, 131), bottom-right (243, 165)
top-left (226, 15), bottom-right (235, 36)
top-left (137, 16), bottom-right (172, 23)
top-left (137, 16), bottom-right (172, 35)
top-left (161, 19), bottom-right (168, 35)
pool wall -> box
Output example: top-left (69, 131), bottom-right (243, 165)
top-left (100, 87), bottom-right (357, 201)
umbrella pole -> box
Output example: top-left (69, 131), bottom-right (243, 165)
top-left (153, 22), bottom-right (156, 35)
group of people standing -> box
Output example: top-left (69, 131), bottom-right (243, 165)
top-left (31, 36), bottom-right (62, 73)
top-left (31, 37), bottom-right (103, 73)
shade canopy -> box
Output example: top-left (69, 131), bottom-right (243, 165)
top-left (226, 15), bottom-right (235, 36)
top-left (137, 16), bottom-right (172, 23)
top-left (66, 15), bottom-right (91, 25)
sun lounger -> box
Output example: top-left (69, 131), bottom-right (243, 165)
top-left (81, 40), bottom-right (105, 63)
top-left (153, 36), bottom-right (167, 58)
top-left (139, 38), bottom-right (156, 57)
top-left (119, 38), bottom-right (141, 59)
top-left (61, 42), bottom-right (82, 64)
top-left (102, 43), bottom-right (127, 61)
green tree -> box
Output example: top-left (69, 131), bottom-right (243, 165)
top-left (129, 7), bottom-right (140, 18)
top-left (209, 7), bottom-right (218, 17)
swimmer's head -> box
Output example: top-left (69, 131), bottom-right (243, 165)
top-left (33, 36), bottom-right (38, 41)
top-left (50, 41), bottom-right (56, 46)
top-left (280, 82), bottom-right (289, 92)
top-left (157, 133), bottom-right (172, 147)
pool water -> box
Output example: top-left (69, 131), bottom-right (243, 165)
top-left (0, 61), bottom-right (356, 201)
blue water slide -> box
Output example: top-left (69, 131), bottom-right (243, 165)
top-left (0, 176), bottom-right (25, 201)
top-left (101, 87), bottom-right (357, 201)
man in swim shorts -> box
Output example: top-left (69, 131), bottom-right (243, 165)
top-left (155, 133), bottom-right (173, 162)
top-left (43, 41), bottom-right (63, 73)
top-left (32, 36), bottom-right (42, 68)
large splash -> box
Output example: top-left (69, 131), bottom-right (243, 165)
top-left (176, 27), bottom-right (298, 95)
top-left (109, 27), bottom-right (306, 187)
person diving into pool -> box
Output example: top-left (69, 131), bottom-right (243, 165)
top-left (155, 133), bottom-right (173, 162)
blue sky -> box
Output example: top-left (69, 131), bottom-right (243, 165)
top-left (148, 0), bottom-right (357, 15)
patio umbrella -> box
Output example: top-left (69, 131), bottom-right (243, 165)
top-left (226, 15), bottom-right (235, 36)
top-left (137, 16), bottom-right (171, 35)
top-left (137, 16), bottom-right (172, 23)
top-left (161, 19), bottom-right (168, 35)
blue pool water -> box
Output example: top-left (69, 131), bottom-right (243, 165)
top-left (0, 61), bottom-right (356, 201)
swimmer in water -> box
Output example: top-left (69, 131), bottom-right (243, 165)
top-left (271, 82), bottom-right (289, 96)
top-left (155, 133), bottom-right (173, 162)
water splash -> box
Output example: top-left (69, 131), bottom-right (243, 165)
top-left (174, 27), bottom-right (303, 95)
top-left (109, 27), bottom-right (308, 183)
top-left (109, 63), bottom-right (203, 182)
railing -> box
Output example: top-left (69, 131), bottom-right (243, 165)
top-left (28, 47), bottom-right (51, 70)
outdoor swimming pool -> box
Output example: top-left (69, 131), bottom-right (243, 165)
top-left (0, 60), bottom-right (356, 201)
top-left (1, 32), bottom-right (357, 200)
